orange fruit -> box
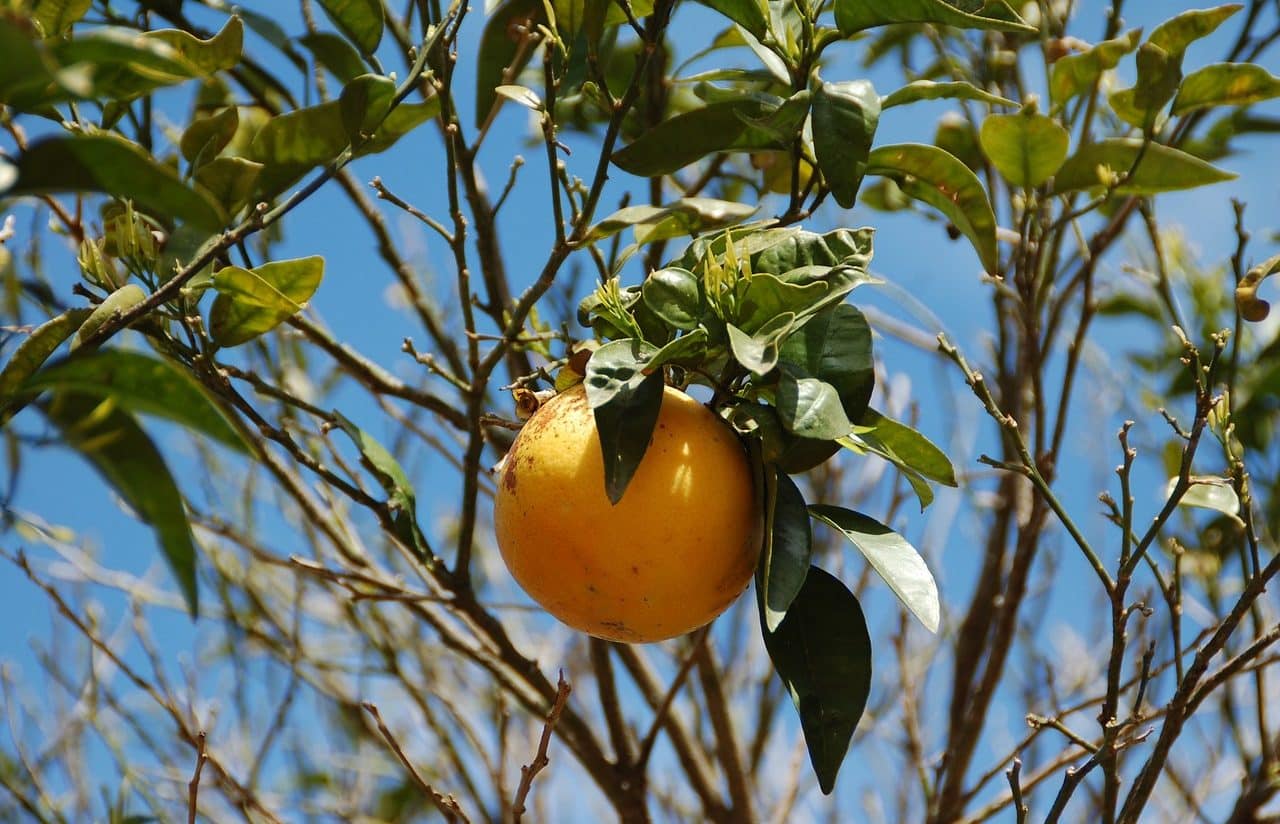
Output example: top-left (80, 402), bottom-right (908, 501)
top-left (493, 383), bottom-right (761, 642)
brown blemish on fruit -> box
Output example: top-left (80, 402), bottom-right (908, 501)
top-left (503, 465), bottom-right (517, 493)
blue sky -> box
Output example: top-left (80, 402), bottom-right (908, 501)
top-left (2, 0), bottom-right (1279, 818)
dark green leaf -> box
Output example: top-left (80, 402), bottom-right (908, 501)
top-left (333, 412), bottom-right (430, 561)
top-left (611, 97), bottom-right (801, 177)
top-left (880, 80), bottom-right (1015, 110)
top-left (695, 0), bottom-right (767, 38)
top-left (648, 328), bottom-right (709, 369)
top-left (758, 468), bottom-right (811, 631)
top-left (1171, 63), bottom-right (1280, 115)
top-left (0, 17), bottom-right (79, 111)
top-left (727, 314), bottom-right (794, 376)
top-left (759, 565), bottom-right (871, 795)
top-left (979, 110), bottom-right (1070, 188)
top-left (585, 340), bottom-right (665, 503)
top-left (867, 143), bottom-right (998, 271)
top-left (3, 135), bottom-right (226, 230)
top-left (1049, 29), bottom-right (1141, 109)
top-left (835, 0), bottom-right (1034, 36)
top-left (778, 303), bottom-right (874, 420)
top-left (0, 309), bottom-right (91, 418)
top-left (809, 505), bottom-right (940, 632)
top-left (209, 256), bottom-right (325, 346)
top-left (1055, 138), bottom-right (1236, 195)
top-left (299, 32), bottom-right (368, 83)
top-left (776, 370), bottom-right (852, 440)
top-left (317, 0), bottom-right (384, 54)
top-left (25, 350), bottom-right (251, 454)
top-left (642, 268), bottom-right (703, 330)
top-left (42, 394), bottom-right (199, 616)
top-left (812, 78), bottom-right (880, 209)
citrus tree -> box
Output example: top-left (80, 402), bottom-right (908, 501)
top-left (1, 0), bottom-right (1279, 821)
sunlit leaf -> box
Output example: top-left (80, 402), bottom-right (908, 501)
top-left (881, 80), bottom-right (1015, 110)
top-left (641, 268), bottom-right (703, 330)
top-left (1055, 138), bottom-right (1236, 195)
top-left (1148, 4), bottom-right (1241, 56)
top-left (867, 143), bottom-right (998, 271)
top-left (1171, 63), bottom-right (1280, 115)
top-left (776, 370), bottom-right (852, 440)
top-left (1049, 29), bottom-right (1141, 109)
top-left (809, 505), bottom-right (940, 632)
top-left (979, 110), bottom-right (1070, 188)
top-left (778, 304), bottom-right (874, 421)
top-left (31, 0), bottom-right (92, 37)
top-left (71, 284), bottom-right (148, 351)
top-left (1169, 476), bottom-right (1242, 524)
top-left (0, 309), bottom-right (91, 417)
top-left (317, 0), bottom-right (384, 54)
top-left (584, 340), bottom-right (664, 503)
top-left (727, 314), bottom-right (794, 376)
top-left (299, 32), bottom-right (368, 82)
top-left (209, 256), bottom-right (325, 346)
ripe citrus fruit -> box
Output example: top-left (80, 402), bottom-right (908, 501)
top-left (493, 383), bottom-right (761, 642)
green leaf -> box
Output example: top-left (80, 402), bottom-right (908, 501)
top-left (193, 156), bottom-right (263, 214)
top-left (42, 394), bottom-right (199, 616)
top-left (812, 78), bottom-right (880, 209)
top-left (727, 314), bottom-right (794, 376)
top-left (835, 0), bottom-right (1035, 36)
top-left (979, 110), bottom-right (1070, 188)
top-left (776, 370), bottom-right (852, 440)
top-left (759, 565), bottom-right (871, 795)
top-left (584, 340), bottom-right (665, 504)
top-left (867, 143), bottom-right (998, 271)
top-left (880, 80), bottom-right (1016, 110)
top-left (695, 0), bottom-right (767, 38)
top-left (299, 32), bottom-right (368, 83)
top-left (339, 74), bottom-right (396, 139)
top-left (1109, 42), bottom-right (1182, 129)
top-left (181, 106), bottom-right (239, 165)
top-left (317, 0), bottom-right (384, 54)
top-left (31, 0), bottom-right (92, 37)
top-left (209, 256), bottom-right (325, 347)
top-left (71, 284), bottom-right (148, 352)
top-left (476, 0), bottom-right (542, 127)
top-left (3, 135), bottom-right (227, 231)
top-left (734, 273), bottom-right (829, 334)
top-left (334, 412), bottom-right (430, 560)
top-left (852, 409), bottom-right (956, 486)
top-left (647, 328), bottom-right (709, 369)
top-left (612, 97), bottom-right (804, 177)
top-left (778, 304), bottom-right (874, 420)
top-left (1171, 63), bottom-right (1280, 115)
top-left (809, 505), bottom-right (940, 632)
top-left (641, 268), bottom-right (703, 330)
top-left (0, 17), bottom-right (80, 111)
top-left (1149, 4), bottom-right (1241, 55)
top-left (1054, 138), bottom-right (1236, 195)
top-left (0, 309), bottom-right (91, 416)
top-left (758, 468), bottom-right (812, 631)
top-left (144, 16), bottom-right (244, 75)
top-left (25, 350), bottom-right (251, 454)
top-left (588, 198), bottom-right (757, 244)
top-left (1049, 29), bottom-right (1141, 109)
top-left (1170, 476), bottom-right (1241, 523)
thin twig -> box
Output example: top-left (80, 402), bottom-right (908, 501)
top-left (511, 671), bottom-right (572, 822)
